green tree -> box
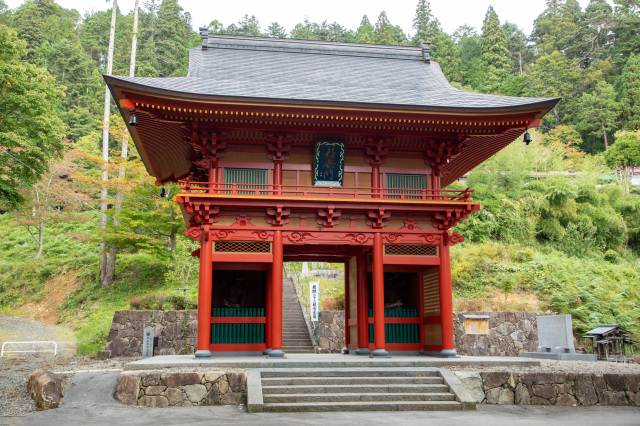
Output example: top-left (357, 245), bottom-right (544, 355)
top-left (611, 0), bottom-right (640, 69)
top-left (373, 11), bottom-right (408, 46)
top-left (570, 0), bottom-right (614, 67)
top-left (0, 0), bottom-right (11, 26)
top-left (575, 81), bottom-right (621, 151)
top-left (604, 131), bottom-right (640, 195)
top-left (502, 22), bottom-right (530, 75)
top-left (355, 15), bottom-right (374, 43)
top-left (531, 0), bottom-right (583, 56)
top-left (618, 54), bottom-right (640, 131)
top-left (152, 0), bottom-right (192, 77)
top-left (236, 14), bottom-right (263, 37)
top-left (527, 51), bottom-right (581, 127)
top-left (267, 22), bottom-right (286, 38)
top-left (0, 25), bottom-right (66, 208)
top-left (480, 6), bottom-right (511, 93)
top-left (411, 1), bottom-right (462, 82)
top-left (455, 27), bottom-right (483, 90)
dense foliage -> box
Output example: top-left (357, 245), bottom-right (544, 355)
top-left (0, 0), bottom-right (638, 354)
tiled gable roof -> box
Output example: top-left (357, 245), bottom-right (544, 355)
top-left (106, 35), bottom-right (557, 112)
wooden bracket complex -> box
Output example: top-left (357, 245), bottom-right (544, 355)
top-left (364, 137), bottom-right (391, 165)
top-left (266, 205), bottom-right (291, 226)
top-left (424, 135), bottom-right (467, 176)
top-left (316, 207), bottom-right (341, 228)
top-left (366, 208), bottom-right (390, 229)
top-left (266, 134), bottom-right (293, 161)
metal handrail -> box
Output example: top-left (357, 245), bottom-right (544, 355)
top-left (1, 341), bottom-right (57, 357)
top-left (179, 181), bottom-right (474, 202)
top-left (285, 264), bottom-right (319, 348)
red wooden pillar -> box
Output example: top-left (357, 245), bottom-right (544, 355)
top-left (371, 232), bottom-right (388, 357)
top-left (355, 251), bottom-right (371, 354)
top-left (208, 160), bottom-right (217, 194)
top-left (264, 264), bottom-right (273, 354)
top-left (269, 230), bottom-right (285, 357)
top-left (438, 239), bottom-right (457, 357)
top-left (195, 225), bottom-right (213, 357)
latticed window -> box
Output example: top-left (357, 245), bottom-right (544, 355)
top-left (385, 174), bottom-right (426, 199)
top-left (223, 168), bottom-right (268, 194)
top-left (214, 241), bottom-right (272, 254)
top-left (384, 244), bottom-right (438, 257)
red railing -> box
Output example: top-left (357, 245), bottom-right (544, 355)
top-left (178, 181), bottom-right (474, 202)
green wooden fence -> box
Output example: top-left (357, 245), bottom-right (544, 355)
top-left (368, 308), bottom-right (420, 344)
top-left (210, 308), bottom-right (265, 344)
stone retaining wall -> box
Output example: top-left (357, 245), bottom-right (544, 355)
top-left (102, 310), bottom-right (546, 357)
top-left (455, 371), bottom-right (640, 406)
top-left (102, 310), bottom-right (197, 358)
top-left (454, 312), bottom-right (547, 356)
top-left (114, 370), bottom-right (246, 407)
top-left (317, 311), bottom-right (345, 353)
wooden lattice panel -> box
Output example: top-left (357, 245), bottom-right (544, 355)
top-left (422, 267), bottom-right (440, 316)
top-left (384, 244), bottom-right (438, 257)
top-left (214, 241), bottom-right (272, 254)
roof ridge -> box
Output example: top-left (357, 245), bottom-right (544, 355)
top-left (198, 31), bottom-right (427, 62)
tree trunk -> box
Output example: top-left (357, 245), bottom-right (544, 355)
top-left (99, 1), bottom-right (118, 287)
top-left (602, 122), bottom-right (609, 150)
top-left (34, 220), bottom-right (44, 261)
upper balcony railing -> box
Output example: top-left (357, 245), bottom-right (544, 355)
top-left (178, 181), bottom-right (474, 203)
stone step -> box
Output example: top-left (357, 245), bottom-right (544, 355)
top-left (263, 401), bottom-right (462, 412)
top-left (261, 377), bottom-right (444, 386)
top-left (260, 369), bottom-right (440, 378)
top-left (262, 384), bottom-right (450, 394)
top-left (263, 392), bottom-right (456, 403)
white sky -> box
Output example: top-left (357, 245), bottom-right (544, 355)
top-left (6, 0), bottom-right (599, 36)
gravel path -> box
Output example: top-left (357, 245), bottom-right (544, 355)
top-left (0, 314), bottom-right (130, 417)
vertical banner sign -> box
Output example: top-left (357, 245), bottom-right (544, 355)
top-left (313, 141), bottom-right (345, 186)
top-left (310, 281), bottom-right (320, 322)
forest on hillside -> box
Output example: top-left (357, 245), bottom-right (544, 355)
top-left (0, 0), bottom-right (639, 354)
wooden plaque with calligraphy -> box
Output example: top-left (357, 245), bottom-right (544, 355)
top-left (313, 141), bottom-right (345, 187)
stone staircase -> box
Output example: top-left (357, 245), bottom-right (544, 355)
top-left (282, 276), bottom-right (315, 354)
top-left (247, 367), bottom-right (475, 412)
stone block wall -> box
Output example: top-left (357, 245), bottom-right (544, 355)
top-left (115, 369), bottom-right (246, 407)
top-left (317, 311), bottom-right (345, 353)
top-left (454, 312), bottom-right (546, 356)
top-left (455, 371), bottom-right (640, 406)
top-left (103, 310), bottom-right (546, 357)
top-left (102, 310), bottom-right (197, 358)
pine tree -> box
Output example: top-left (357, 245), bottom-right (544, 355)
top-left (154, 0), bottom-right (191, 77)
top-left (356, 15), bottom-right (374, 44)
top-left (373, 11), bottom-right (407, 46)
top-left (456, 29), bottom-right (484, 90)
top-left (267, 22), bottom-right (286, 38)
top-left (502, 22), bottom-right (530, 75)
top-left (575, 81), bottom-right (620, 151)
top-left (619, 53), bottom-right (640, 130)
top-left (411, 0), bottom-right (438, 45)
top-left (236, 14), bottom-right (263, 37)
top-left (611, 0), bottom-right (640, 69)
top-left (480, 6), bottom-right (511, 93)
top-left (531, 0), bottom-right (583, 56)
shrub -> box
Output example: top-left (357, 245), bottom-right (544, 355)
top-left (129, 294), bottom-right (168, 310)
top-left (604, 249), bottom-right (619, 264)
top-left (168, 294), bottom-right (197, 310)
top-left (334, 292), bottom-right (345, 311)
top-left (321, 297), bottom-right (338, 310)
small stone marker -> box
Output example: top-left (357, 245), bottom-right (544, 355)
top-left (142, 327), bottom-right (154, 358)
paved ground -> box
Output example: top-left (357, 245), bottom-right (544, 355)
top-left (3, 370), bottom-right (640, 426)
